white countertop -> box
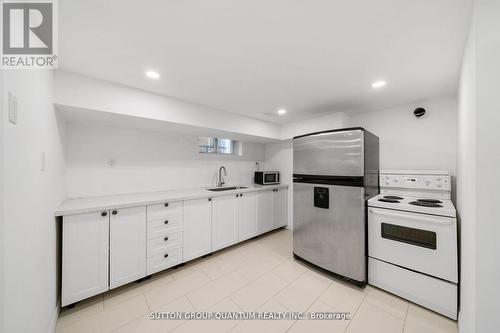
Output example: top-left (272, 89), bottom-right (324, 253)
top-left (55, 184), bottom-right (289, 217)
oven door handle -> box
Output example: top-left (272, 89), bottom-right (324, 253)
top-left (369, 209), bottom-right (454, 225)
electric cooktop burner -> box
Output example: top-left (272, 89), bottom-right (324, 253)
top-left (416, 199), bottom-right (443, 204)
top-left (378, 198), bottom-right (400, 203)
top-left (383, 195), bottom-right (404, 200)
top-left (409, 201), bottom-right (443, 208)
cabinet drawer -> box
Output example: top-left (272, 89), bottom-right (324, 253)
top-left (147, 215), bottom-right (183, 239)
top-left (147, 201), bottom-right (183, 221)
top-left (147, 248), bottom-right (183, 275)
top-left (147, 232), bottom-right (183, 257)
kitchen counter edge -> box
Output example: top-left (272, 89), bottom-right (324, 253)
top-left (55, 184), bottom-right (289, 217)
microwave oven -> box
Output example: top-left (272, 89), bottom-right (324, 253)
top-left (254, 171), bottom-right (280, 185)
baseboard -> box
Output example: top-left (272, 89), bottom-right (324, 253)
top-left (48, 302), bottom-right (59, 333)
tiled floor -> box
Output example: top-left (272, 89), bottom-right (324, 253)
top-left (56, 229), bottom-right (458, 333)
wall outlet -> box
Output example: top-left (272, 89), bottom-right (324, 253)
top-left (8, 92), bottom-right (18, 124)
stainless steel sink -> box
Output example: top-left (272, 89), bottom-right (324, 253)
top-left (206, 186), bottom-right (247, 192)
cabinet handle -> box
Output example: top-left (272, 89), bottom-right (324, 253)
top-left (164, 254), bottom-right (169, 258)
top-left (164, 237), bottom-right (169, 242)
top-left (101, 211), bottom-right (108, 217)
top-left (112, 210), bottom-right (118, 215)
top-left (236, 194), bottom-right (239, 198)
top-left (208, 198), bottom-right (212, 201)
top-left (164, 203), bottom-right (169, 207)
top-left (240, 193), bottom-right (243, 197)
top-left (164, 220), bottom-right (169, 224)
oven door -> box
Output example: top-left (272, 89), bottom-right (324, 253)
top-left (368, 207), bottom-right (457, 282)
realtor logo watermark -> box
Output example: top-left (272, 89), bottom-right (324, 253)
top-left (1, 0), bottom-right (57, 69)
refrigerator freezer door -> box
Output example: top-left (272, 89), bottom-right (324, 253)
top-left (293, 182), bottom-right (366, 282)
top-left (293, 129), bottom-right (364, 177)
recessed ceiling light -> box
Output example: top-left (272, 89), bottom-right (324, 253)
top-left (277, 109), bottom-right (287, 115)
top-left (145, 71), bottom-right (160, 79)
top-left (371, 80), bottom-right (386, 89)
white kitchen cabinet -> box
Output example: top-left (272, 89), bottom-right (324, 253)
top-left (62, 211), bottom-right (109, 307)
top-left (212, 194), bottom-right (238, 251)
top-left (109, 206), bottom-right (147, 289)
top-left (184, 198), bottom-right (212, 261)
top-left (238, 191), bottom-right (258, 241)
top-left (59, 186), bottom-right (289, 306)
top-left (257, 189), bottom-right (274, 234)
top-left (273, 188), bottom-right (288, 228)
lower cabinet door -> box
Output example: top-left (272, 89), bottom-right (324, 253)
top-left (184, 198), bottom-right (212, 261)
top-left (110, 206), bottom-right (147, 289)
top-left (273, 188), bottom-right (288, 228)
top-left (212, 194), bottom-right (238, 251)
top-left (257, 190), bottom-right (274, 234)
top-left (238, 192), bottom-right (258, 241)
top-left (62, 211), bottom-right (109, 306)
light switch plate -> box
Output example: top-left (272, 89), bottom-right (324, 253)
top-left (8, 92), bottom-right (18, 124)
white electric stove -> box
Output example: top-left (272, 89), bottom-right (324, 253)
top-left (368, 170), bottom-right (458, 320)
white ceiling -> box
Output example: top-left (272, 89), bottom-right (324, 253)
top-left (59, 0), bottom-right (472, 124)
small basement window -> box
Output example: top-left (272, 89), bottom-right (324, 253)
top-left (198, 137), bottom-right (242, 156)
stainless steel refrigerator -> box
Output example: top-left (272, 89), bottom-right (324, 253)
top-left (293, 127), bottom-right (379, 285)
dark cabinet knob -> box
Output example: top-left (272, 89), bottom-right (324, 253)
top-left (101, 211), bottom-right (107, 217)
top-left (241, 193), bottom-right (243, 197)
top-left (208, 198), bottom-right (212, 201)
top-left (164, 254), bottom-right (169, 258)
top-left (236, 194), bottom-right (239, 198)
top-left (164, 203), bottom-right (169, 207)
top-left (164, 220), bottom-right (169, 224)
top-left (164, 237), bottom-right (169, 241)
top-left (112, 210), bottom-right (118, 215)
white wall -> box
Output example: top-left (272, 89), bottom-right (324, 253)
top-left (457, 22), bottom-right (476, 333)
top-left (281, 112), bottom-right (349, 139)
top-left (0, 68), bottom-right (5, 333)
top-left (54, 71), bottom-right (281, 141)
top-left (348, 96), bottom-right (458, 198)
top-left (64, 123), bottom-right (265, 198)
top-left (2, 71), bottom-right (66, 333)
top-left (457, 2), bottom-right (500, 332)
top-left (470, 1), bottom-right (500, 331)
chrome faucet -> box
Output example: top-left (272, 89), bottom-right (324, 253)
top-left (217, 166), bottom-right (227, 187)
